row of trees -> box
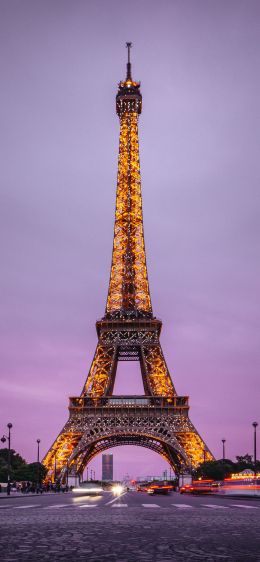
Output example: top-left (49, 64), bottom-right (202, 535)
top-left (0, 449), bottom-right (47, 483)
top-left (193, 454), bottom-right (260, 481)
top-left (1, 448), bottom-right (259, 484)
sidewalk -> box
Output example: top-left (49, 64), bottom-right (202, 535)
top-left (0, 492), bottom-right (73, 499)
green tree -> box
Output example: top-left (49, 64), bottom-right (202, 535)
top-left (0, 449), bottom-right (47, 484)
top-left (14, 462), bottom-right (47, 483)
top-left (0, 449), bottom-right (26, 482)
top-left (193, 459), bottom-right (234, 481)
top-left (234, 455), bottom-right (260, 473)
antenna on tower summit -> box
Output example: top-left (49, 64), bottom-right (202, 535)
top-left (126, 42), bottom-right (132, 80)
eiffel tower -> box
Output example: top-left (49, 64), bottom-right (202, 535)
top-left (43, 44), bottom-right (213, 482)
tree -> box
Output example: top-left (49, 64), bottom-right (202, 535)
top-left (234, 455), bottom-right (260, 474)
top-left (193, 459), bottom-right (234, 481)
top-left (0, 448), bottom-right (47, 484)
top-left (14, 462), bottom-right (47, 483)
top-left (193, 456), bottom-right (260, 482)
top-left (0, 449), bottom-right (26, 482)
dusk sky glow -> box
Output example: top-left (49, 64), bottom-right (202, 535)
top-left (0, 0), bottom-right (259, 480)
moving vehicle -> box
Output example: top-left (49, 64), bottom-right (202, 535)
top-left (180, 480), bottom-right (215, 495)
top-left (72, 483), bottom-right (103, 495)
top-left (147, 484), bottom-right (173, 495)
top-left (220, 472), bottom-right (260, 496)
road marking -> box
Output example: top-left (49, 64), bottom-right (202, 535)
top-left (202, 504), bottom-right (228, 509)
top-left (42, 504), bottom-right (69, 509)
top-left (105, 492), bottom-right (127, 506)
top-left (111, 504), bottom-right (128, 508)
top-left (15, 505), bottom-right (41, 509)
top-left (172, 504), bottom-right (193, 508)
top-left (142, 504), bottom-right (160, 508)
top-left (231, 504), bottom-right (259, 509)
top-left (79, 504), bottom-right (97, 508)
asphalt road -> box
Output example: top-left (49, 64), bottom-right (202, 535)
top-left (0, 491), bottom-right (259, 562)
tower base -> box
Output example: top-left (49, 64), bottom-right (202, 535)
top-left (43, 395), bottom-right (213, 481)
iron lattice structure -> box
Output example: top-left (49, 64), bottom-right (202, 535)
top-left (43, 44), bottom-right (213, 481)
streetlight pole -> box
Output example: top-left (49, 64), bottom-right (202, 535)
top-left (252, 422), bottom-right (258, 476)
top-left (1, 423), bottom-right (13, 495)
top-left (36, 439), bottom-right (41, 491)
top-left (222, 439), bottom-right (226, 461)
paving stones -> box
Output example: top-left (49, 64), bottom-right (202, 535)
top-left (0, 505), bottom-right (259, 562)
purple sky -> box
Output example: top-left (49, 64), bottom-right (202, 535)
top-left (1, 0), bottom-right (259, 480)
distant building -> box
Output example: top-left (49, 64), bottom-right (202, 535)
top-left (102, 454), bottom-right (113, 481)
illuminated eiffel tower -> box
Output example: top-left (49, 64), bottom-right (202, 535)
top-left (43, 44), bottom-right (213, 481)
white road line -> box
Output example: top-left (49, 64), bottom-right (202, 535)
top-left (111, 504), bottom-right (128, 508)
top-left (141, 504), bottom-right (160, 508)
top-left (202, 504), bottom-right (228, 509)
top-left (15, 505), bottom-right (41, 509)
top-left (79, 504), bottom-right (97, 508)
top-left (172, 504), bottom-right (193, 508)
top-left (42, 504), bottom-right (69, 509)
top-left (231, 504), bottom-right (259, 509)
top-left (105, 492), bottom-right (127, 506)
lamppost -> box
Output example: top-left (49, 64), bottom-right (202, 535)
top-left (36, 439), bottom-right (41, 491)
top-left (222, 439), bottom-right (226, 461)
top-left (1, 423), bottom-right (13, 495)
top-left (252, 422), bottom-right (258, 476)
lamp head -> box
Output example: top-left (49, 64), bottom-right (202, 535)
top-left (7, 423), bottom-right (12, 429)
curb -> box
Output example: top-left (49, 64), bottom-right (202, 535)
top-left (0, 492), bottom-right (73, 500)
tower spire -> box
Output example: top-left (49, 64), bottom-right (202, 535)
top-left (107, 42), bottom-right (150, 317)
top-left (126, 41), bottom-right (132, 80)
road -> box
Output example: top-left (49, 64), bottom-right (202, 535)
top-left (0, 491), bottom-right (259, 561)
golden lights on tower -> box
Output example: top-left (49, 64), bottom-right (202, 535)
top-left (42, 44), bottom-right (214, 482)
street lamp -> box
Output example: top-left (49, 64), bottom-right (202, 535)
top-left (1, 423), bottom-right (13, 495)
top-left (36, 439), bottom-right (41, 491)
top-left (222, 439), bottom-right (226, 461)
top-left (252, 422), bottom-right (258, 475)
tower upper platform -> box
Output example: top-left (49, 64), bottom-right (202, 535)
top-left (116, 42), bottom-right (142, 116)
